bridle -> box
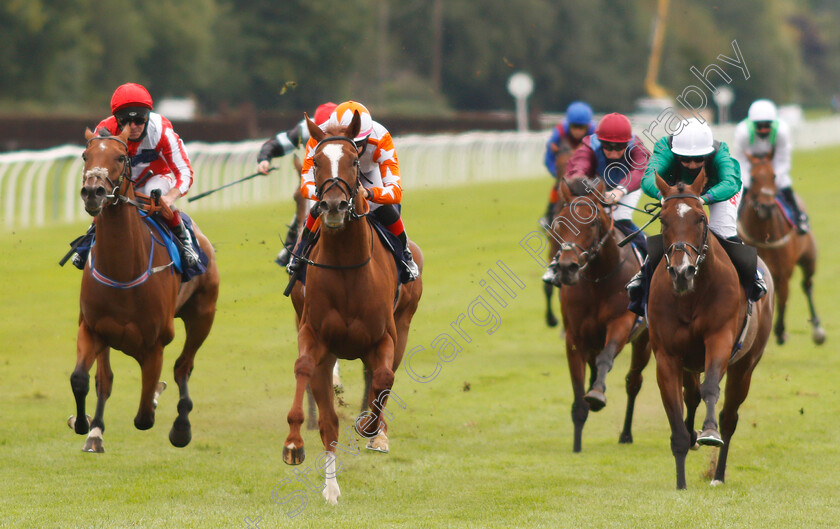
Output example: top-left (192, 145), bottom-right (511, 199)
top-left (83, 135), bottom-right (131, 207)
top-left (554, 200), bottom-right (616, 279)
top-left (312, 135), bottom-right (368, 222)
top-left (662, 193), bottom-right (709, 273)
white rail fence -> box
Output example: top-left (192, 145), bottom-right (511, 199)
top-left (3, 116), bottom-right (840, 231)
top-left (0, 131), bottom-right (547, 231)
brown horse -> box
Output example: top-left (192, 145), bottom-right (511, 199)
top-left (550, 177), bottom-right (651, 452)
top-left (283, 112), bottom-right (423, 505)
top-left (650, 172), bottom-right (773, 489)
top-left (69, 127), bottom-right (219, 452)
top-left (737, 154), bottom-right (824, 345)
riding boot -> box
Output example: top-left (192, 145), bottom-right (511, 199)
top-left (720, 234), bottom-right (766, 303)
top-left (780, 187), bottom-right (809, 234)
top-left (275, 215), bottom-right (300, 267)
top-left (286, 227), bottom-right (314, 276)
top-left (67, 222), bottom-right (96, 270)
top-left (172, 219), bottom-right (199, 268)
top-left (396, 231), bottom-right (420, 282)
top-left (626, 234), bottom-right (664, 316)
top-left (614, 219), bottom-right (648, 259)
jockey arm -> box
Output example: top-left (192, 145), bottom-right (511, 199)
top-left (364, 132), bottom-right (403, 204)
top-left (257, 119), bottom-right (308, 174)
top-left (154, 120), bottom-right (194, 203)
top-left (772, 121), bottom-right (792, 183)
top-left (705, 142), bottom-right (742, 203)
top-left (564, 140), bottom-right (596, 180)
top-left (544, 127), bottom-right (565, 177)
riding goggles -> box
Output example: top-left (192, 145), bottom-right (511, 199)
top-left (601, 141), bottom-right (628, 152)
top-left (115, 107), bottom-right (150, 126)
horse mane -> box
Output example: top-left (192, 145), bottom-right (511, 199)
top-left (674, 182), bottom-right (690, 194)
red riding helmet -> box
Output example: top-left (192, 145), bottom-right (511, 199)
top-left (595, 113), bottom-right (633, 143)
top-left (313, 102), bottom-right (337, 126)
top-left (110, 83), bottom-right (153, 114)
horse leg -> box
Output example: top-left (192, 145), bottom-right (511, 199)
top-left (83, 350), bottom-right (114, 453)
top-left (306, 384), bottom-right (318, 430)
top-left (774, 275), bottom-right (790, 345)
top-left (697, 337), bottom-right (731, 447)
top-left (360, 367), bottom-right (372, 412)
top-left (358, 336), bottom-right (397, 450)
top-left (586, 317), bottom-right (633, 411)
top-left (656, 352), bottom-right (691, 489)
top-left (134, 346), bottom-right (164, 430)
top-left (799, 240), bottom-right (826, 344)
top-left (310, 356), bottom-right (341, 504)
top-left (712, 359), bottom-right (756, 486)
top-left (619, 332), bottom-right (652, 444)
top-left (283, 329), bottom-right (319, 465)
top-left (69, 322), bottom-right (106, 438)
top-left (682, 372), bottom-right (701, 451)
top-left (565, 337), bottom-right (589, 453)
top-left (544, 283), bottom-right (558, 328)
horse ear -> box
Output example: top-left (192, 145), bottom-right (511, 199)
top-left (304, 113), bottom-right (324, 143)
top-left (655, 172), bottom-right (671, 197)
top-left (558, 178), bottom-right (573, 203)
top-left (690, 167), bottom-right (707, 196)
top-left (85, 128), bottom-right (96, 141)
top-left (117, 125), bottom-right (131, 142)
top-left (348, 110), bottom-right (362, 141)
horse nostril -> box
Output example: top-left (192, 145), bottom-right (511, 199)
top-left (80, 188), bottom-right (88, 199)
top-left (687, 265), bottom-right (697, 278)
top-left (318, 200), bottom-right (328, 213)
top-left (95, 186), bottom-right (106, 197)
top-left (338, 200), bottom-right (349, 211)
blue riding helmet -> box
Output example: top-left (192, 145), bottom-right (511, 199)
top-left (566, 101), bottom-right (593, 125)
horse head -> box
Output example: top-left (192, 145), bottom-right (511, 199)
top-left (550, 176), bottom-right (612, 285)
top-left (655, 169), bottom-right (709, 295)
top-left (747, 153), bottom-right (777, 220)
top-left (81, 127), bottom-right (131, 216)
top-left (305, 111), bottom-right (364, 229)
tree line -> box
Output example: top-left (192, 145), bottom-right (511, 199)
top-left (1, 0), bottom-right (837, 121)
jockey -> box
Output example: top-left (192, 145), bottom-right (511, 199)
top-left (542, 112), bottom-right (649, 285)
top-left (626, 118), bottom-right (767, 313)
top-left (256, 102), bottom-right (337, 267)
top-left (732, 99), bottom-right (808, 234)
top-left (69, 83), bottom-right (199, 269)
top-left (289, 100), bottom-right (420, 282)
top-left (540, 101), bottom-right (596, 227)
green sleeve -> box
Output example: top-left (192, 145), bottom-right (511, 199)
top-left (705, 141), bottom-right (742, 203)
top-left (642, 136), bottom-right (673, 199)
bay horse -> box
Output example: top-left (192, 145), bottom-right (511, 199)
top-left (737, 154), bottom-right (824, 345)
top-left (69, 127), bottom-right (219, 452)
top-left (650, 171), bottom-right (773, 489)
top-left (550, 177), bottom-right (651, 452)
top-left (283, 111), bottom-right (423, 505)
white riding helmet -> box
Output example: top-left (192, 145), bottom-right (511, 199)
top-left (671, 119), bottom-right (714, 156)
top-left (748, 99), bottom-right (778, 122)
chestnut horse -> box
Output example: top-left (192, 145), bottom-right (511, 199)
top-left (283, 112), bottom-right (423, 505)
top-left (550, 178), bottom-right (651, 452)
top-left (650, 172), bottom-right (773, 489)
top-left (69, 127), bottom-right (219, 452)
top-left (737, 154), bottom-right (824, 345)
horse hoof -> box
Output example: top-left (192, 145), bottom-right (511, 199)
top-left (83, 428), bottom-right (105, 453)
top-left (283, 444), bottom-right (305, 465)
top-left (697, 429), bottom-right (724, 447)
top-left (813, 327), bottom-right (826, 345)
top-left (584, 390), bottom-right (607, 412)
top-left (169, 418), bottom-right (192, 448)
top-left (366, 432), bottom-right (389, 453)
top-left (776, 333), bottom-right (787, 346)
top-left (546, 314), bottom-right (558, 327)
top-left (134, 414), bottom-right (155, 431)
top-left (710, 479), bottom-right (724, 487)
top-left (68, 415), bottom-right (92, 435)
top-left (618, 432), bottom-right (633, 444)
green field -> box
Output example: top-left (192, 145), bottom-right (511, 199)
top-left (2, 147), bottom-right (840, 529)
